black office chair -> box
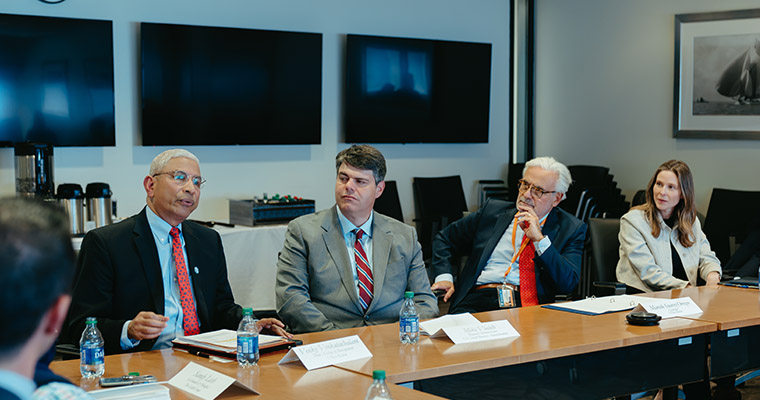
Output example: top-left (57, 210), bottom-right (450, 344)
top-left (586, 218), bottom-right (627, 297)
top-left (631, 190), bottom-right (646, 207)
top-left (412, 176), bottom-right (468, 272)
top-left (703, 188), bottom-right (760, 266)
top-left (505, 163), bottom-right (525, 202)
top-left (373, 180), bottom-right (404, 222)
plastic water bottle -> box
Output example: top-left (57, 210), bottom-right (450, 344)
top-left (399, 291), bottom-right (419, 344)
top-left (365, 370), bottom-right (393, 400)
top-left (237, 307), bottom-right (259, 367)
top-left (79, 317), bottom-right (105, 378)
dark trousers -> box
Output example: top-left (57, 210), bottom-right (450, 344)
top-left (449, 287), bottom-right (521, 314)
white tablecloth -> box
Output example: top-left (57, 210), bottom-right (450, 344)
top-left (72, 224), bottom-right (287, 311)
top-left (214, 224), bottom-right (287, 311)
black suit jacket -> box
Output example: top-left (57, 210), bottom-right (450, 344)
top-left (432, 199), bottom-right (587, 309)
top-left (65, 208), bottom-right (241, 354)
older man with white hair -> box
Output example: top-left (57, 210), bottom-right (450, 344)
top-left (431, 156), bottom-right (587, 313)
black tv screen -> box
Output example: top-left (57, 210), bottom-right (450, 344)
top-left (141, 23), bottom-right (322, 145)
top-left (344, 34), bottom-right (491, 143)
top-left (0, 14), bottom-right (115, 147)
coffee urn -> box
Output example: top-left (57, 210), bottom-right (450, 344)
top-left (14, 143), bottom-right (55, 199)
top-left (85, 182), bottom-right (113, 228)
top-left (57, 183), bottom-right (85, 236)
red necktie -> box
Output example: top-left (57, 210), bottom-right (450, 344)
top-left (518, 239), bottom-right (539, 306)
top-left (354, 229), bottom-right (373, 311)
top-left (169, 227), bottom-right (200, 336)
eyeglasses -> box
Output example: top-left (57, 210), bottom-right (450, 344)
top-left (153, 170), bottom-right (206, 189)
top-left (518, 179), bottom-right (556, 199)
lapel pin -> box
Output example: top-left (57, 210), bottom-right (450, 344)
top-left (194, 266), bottom-right (199, 274)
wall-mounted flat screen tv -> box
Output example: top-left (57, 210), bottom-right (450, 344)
top-left (0, 13), bottom-right (115, 147)
top-left (344, 34), bottom-right (491, 143)
top-left (141, 23), bottom-right (322, 145)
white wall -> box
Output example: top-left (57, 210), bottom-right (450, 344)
top-left (0, 0), bottom-right (510, 222)
top-left (535, 0), bottom-right (760, 215)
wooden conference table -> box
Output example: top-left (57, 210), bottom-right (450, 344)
top-left (646, 285), bottom-right (760, 379)
top-left (49, 348), bottom-right (443, 399)
top-left (52, 286), bottom-right (760, 399)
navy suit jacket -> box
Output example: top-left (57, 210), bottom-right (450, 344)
top-left (65, 208), bottom-right (241, 354)
top-left (432, 199), bottom-right (586, 309)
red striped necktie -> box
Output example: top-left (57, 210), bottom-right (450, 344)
top-left (169, 227), bottom-right (200, 336)
top-left (353, 229), bottom-right (373, 311)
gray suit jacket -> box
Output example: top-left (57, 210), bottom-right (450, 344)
top-left (276, 207), bottom-right (438, 333)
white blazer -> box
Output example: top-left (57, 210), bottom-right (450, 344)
top-left (616, 208), bottom-right (721, 293)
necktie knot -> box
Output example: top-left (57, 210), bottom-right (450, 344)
top-left (170, 226), bottom-right (180, 239)
top-left (354, 229), bottom-right (364, 241)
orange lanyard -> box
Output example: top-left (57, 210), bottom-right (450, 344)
top-left (503, 216), bottom-right (546, 279)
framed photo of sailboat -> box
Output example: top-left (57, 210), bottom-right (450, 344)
top-left (674, 8), bottom-right (760, 139)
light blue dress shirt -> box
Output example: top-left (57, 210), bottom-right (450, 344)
top-left (120, 206), bottom-right (198, 350)
top-left (336, 206), bottom-right (374, 301)
top-left (0, 370), bottom-right (34, 400)
top-left (475, 214), bottom-right (551, 285)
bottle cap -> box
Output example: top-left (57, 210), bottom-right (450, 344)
top-left (85, 317), bottom-right (97, 325)
top-left (404, 291), bottom-right (414, 298)
top-left (372, 370), bottom-right (386, 380)
top-left (243, 307), bottom-right (253, 316)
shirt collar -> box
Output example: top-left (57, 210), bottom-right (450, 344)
top-left (146, 205), bottom-right (182, 243)
top-left (336, 205), bottom-right (373, 238)
top-left (0, 370), bottom-right (35, 399)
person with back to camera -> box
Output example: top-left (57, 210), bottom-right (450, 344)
top-left (616, 160), bottom-right (739, 400)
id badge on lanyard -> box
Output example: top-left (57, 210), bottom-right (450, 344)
top-left (497, 216), bottom-right (544, 308)
top-left (497, 283), bottom-right (516, 308)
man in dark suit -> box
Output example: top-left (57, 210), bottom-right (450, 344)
top-left (0, 198), bottom-right (77, 399)
top-left (65, 149), bottom-right (289, 354)
top-left (431, 156), bottom-right (586, 313)
top-left (276, 144), bottom-right (438, 333)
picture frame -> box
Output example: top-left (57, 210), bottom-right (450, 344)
top-left (673, 8), bottom-right (760, 139)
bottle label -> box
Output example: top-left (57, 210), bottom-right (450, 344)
top-left (237, 336), bottom-right (259, 354)
top-left (80, 347), bottom-right (104, 365)
top-left (400, 316), bottom-right (419, 333)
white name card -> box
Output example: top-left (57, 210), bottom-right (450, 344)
top-left (442, 320), bottom-right (520, 344)
top-left (420, 313), bottom-right (482, 338)
top-left (634, 297), bottom-right (702, 319)
top-left (278, 334), bottom-right (372, 370)
top-left (168, 362), bottom-right (258, 400)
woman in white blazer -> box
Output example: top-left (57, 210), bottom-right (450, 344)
top-left (616, 160), bottom-right (721, 293)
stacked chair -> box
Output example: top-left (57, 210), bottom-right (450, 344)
top-left (560, 165), bottom-right (630, 224)
top-left (561, 165), bottom-right (630, 298)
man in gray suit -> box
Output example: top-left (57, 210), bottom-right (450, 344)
top-left (276, 144), bottom-right (438, 333)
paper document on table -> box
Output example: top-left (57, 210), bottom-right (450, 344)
top-left (174, 329), bottom-right (286, 352)
top-left (90, 383), bottom-right (170, 400)
top-left (542, 295), bottom-right (664, 315)
top-left (420, 313), bottom-right (481, 338)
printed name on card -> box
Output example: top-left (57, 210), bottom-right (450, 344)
top-left (278, 335), bottom-right (372, 370)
